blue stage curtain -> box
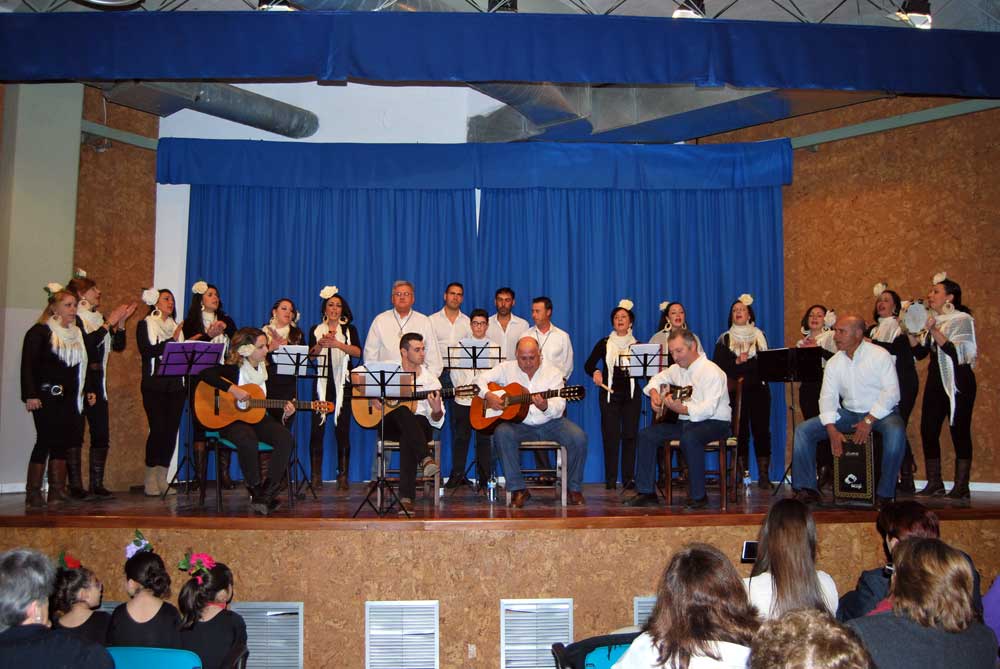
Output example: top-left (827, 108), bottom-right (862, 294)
top-left (183, 184), bottom-right (478, 484)
top-left (476, 186), bottom-right (786, 484)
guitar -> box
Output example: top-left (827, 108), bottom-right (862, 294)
top-left (653, 384), bottom-right (694, 423)
top-left (194, 381), bottom-right (333, 429)
top-left (470, 382), bottom-right (586, 433)
top-left (351, 385), bottom-right (479, 429)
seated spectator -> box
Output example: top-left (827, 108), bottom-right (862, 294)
top-left (847, 537), bottom-right (997, 669)
top-left (745, 498), bottom-right (838, 619)
top-left (837, 501), bottom-right (982, 621)
top-left (981, 575), bottom-right (1000, 646)
top-left (613, 543), bottom-right (759, 668)
top-left (178, 552), bottom-right (248, 669)
top-left (751, 609), bottom-right (873, 669)
top-left (49, 553), bottom-right (110, 646)
top-left (106, 540), bottom-right (181, 648)
top-left (0, 548), bottom-right (112, 669)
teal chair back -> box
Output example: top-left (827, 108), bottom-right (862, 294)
top-left (107, 646), bottom-right (203, 669)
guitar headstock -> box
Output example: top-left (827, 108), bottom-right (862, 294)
top-left (560, 385), bottom-right (586, 401)
top-left (312, 401), bottom-right (335, 414)
top-left (454, 385), bottom-right (479, 399)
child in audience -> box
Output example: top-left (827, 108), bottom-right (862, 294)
top-left (177, 552), bottom-right (248, 669)
top-left (751, 609), bottom-right (873, 669)
top-left (106, 535), bottom-right (181, 648)
top-left (49, 553), bottom-right (110, 646)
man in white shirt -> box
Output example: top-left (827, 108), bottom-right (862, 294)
top-left (447, 309), bottom-right (497, 490)
top-left (353, 333), bottom-right (444, 515)
top-left (476, 337), bottom-right (588, 508)
top-left (791, 314), bottom-right (905, 506)
top-left (624, 328), bottom-right (731, 509)
top-left (486, 286), bottom-right (529, 364)
top-left (363, 280), bottom-right (444, 378)
top-left (526, 295), bottom-right (574, 380)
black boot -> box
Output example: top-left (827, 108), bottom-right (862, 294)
top-left (47, 459), bottom-right (77, 506)
top-left (947, 459), bottom-right (971, 500)
top-left (89, 448), bottom-right (114, 500)
top-left (248, 484), bottom-right (271, 516)
top-left (217, 447), bottom-right (237, 490)
top-left (337, 450), bottom-right (350, 491)
top-left (65, 448), bottom-right (91, 501)
top-left (756, 456), bottom-right (773, 490)
top-left (25, 462), bottom-right (46, 509)
top-left (916, 458), bottom-right (945, 496)
top-left (311, 448), bottom-right (325, 490)
top-left (897, 450), bottom-right (916, 495)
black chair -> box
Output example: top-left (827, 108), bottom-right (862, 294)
top-left (221, 642), bottom-right (249, 669)
top-left (551, 631), bottom-right (641, 669)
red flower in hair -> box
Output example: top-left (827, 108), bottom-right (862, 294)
top-left (58, 551), bottom-right (81, 570)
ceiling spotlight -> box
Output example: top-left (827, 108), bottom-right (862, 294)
top-left (891, 0), bottom-right (932, 29)
top-left (672, 0), bottom-right (704, 19)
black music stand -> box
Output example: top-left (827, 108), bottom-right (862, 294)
top-left (271, 344), bottom-right (325, 503)
top-left (351, 364), bottom-right (417, 518)
top-left (445, 339), bottom-right (503, 492)
top-left (757, 346), bottom-right (825, 495)
top-left (620, 343), bottom-right (661, 493)
top-left (158, 341), bottom-right (225, 500)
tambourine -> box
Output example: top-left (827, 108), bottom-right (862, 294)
top-left (900, 300), bottom-right (928, 335)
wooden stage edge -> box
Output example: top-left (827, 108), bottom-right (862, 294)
top-left (2, 485), bottom-right (998, 532)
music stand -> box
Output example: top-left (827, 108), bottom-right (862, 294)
top-left (271, 344), bottom-right (325, 503)
top-left (446, 339), bottom-right (503, 491)
top-left (351, 363), bottom-right (417, 518)
top-left (157, 341), bottom-right (225, 500)
top-left (756, 347), bottom-right (826, 495)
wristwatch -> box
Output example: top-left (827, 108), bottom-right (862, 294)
top-left (863, 415), bottom-right (874, 426)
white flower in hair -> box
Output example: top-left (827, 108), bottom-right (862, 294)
top-left (932, 271), bottom-right (948, 285)
top-left (142, 288), bottom-right (159, 306)
top-left (824, 310), bottom-right (837, 328)
top-left (74, 268), bottom-right (87, 279)
top-left (738, 293), bottom-right (754, 306)
top-left (45, 282), bottom-right (64, 296)
top-left (659, 301), bottom-right (670, 312)
top-left (872, 282), bottom-right (887, 298)
top-left (618, 298), bottom-right (634, 311)
top-left (191, 280), bottom-right (208, 295)
top-left (319, 285), bottom-right (338, 300)
top-left (237, 343), bottom-right (256, 358)
top-left (901, 300), bottom-right (911, 310)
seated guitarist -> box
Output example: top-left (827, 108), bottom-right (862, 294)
top-left (353, 332), bottom-right (443, 516)
top-left (624, 328), bottom-right (731, 510)
top-left (476, 337), bottom-right (588, 508)
top-left (198, 327), bottom-right (294, 516)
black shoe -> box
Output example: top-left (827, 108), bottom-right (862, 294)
top-left (248, 486), bottom-right (271, 516)
top-left (444, 475), bottom-right (468, 490)
top-left (90, 485), bottom-right (114, 500)
top-left (605, 481), bottom-right (616, 490)
top-left (623, 493), bottom-right (659, 507)
top-left (874, 495), bottom-right (894, 510)
top-left (683, 496), bottom-right (708, 509)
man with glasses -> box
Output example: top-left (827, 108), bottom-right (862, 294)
top-left (363, 280), bottom-right (444, 377)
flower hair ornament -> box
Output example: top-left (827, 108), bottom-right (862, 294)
top-left (617, 298), bottom-right (634, 311)
top-left (191, 280), bottom-right (208, 295)
top-left (142, 288), bottom-right (159, 307)
top-left (659, 300), bottom-right (670, 312)
top-left (932, 271), bottom-right (948, 285)
top-left (125, 529), bottom-right (154, 559)
top-left (74, 268), bottom-right (88, 279)
top-left (178, 550), bottom-right (217, 585)
top-left (237, 343), bottom-right (256, 358)
top-left (44, 282), bottom-right (64, 297)
top-left (58, 550), bottom-right (82, 570)
top-left (873, 281), bottom-right (888, 298)
top-left (738, 293), bottom-right (754, 306)
top-left (823, 309), bottom-right (837, 329)
top-left (319, 285), bottom-right (338, 300)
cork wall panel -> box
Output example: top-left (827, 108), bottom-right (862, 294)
top-left (705, 98), bottom-right (1000, 483)
top-left (2, 521), bottom-right (997, 668)
top-left (74, 87), bottom-right (158, 491)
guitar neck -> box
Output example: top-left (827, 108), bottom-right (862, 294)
top-left (248, 399), bottom-right (316, 410)
top-left (505, 388), bottom-right (562, 405)
top-left (411, 386), bottom-right (463, 401)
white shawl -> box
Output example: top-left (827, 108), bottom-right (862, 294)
top-left (928, 311), bottom-right (977, 424)
top-left (313, 320), bottom-right (351, 424)
top-left (78, 304), bottom-right (112, 400)
top-left (47, 316), bottom-right (88, 412)
top-left (604, 331), bottom-right (637, 402)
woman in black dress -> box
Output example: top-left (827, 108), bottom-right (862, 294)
top-left (260, 298), bottom-right (304, 482)
top-left (795, 304), bottom-right (836, 489)
top-left (178, 556), bottom-right (248, 669)
top-left (50, 557), bottom-right (110, 645)
top-left (308, 287), bottom-right (361, 490)
top-left (584, 299), bottom-right (642, 490)
top-left (107, 550), bottom-right (181, 649)
top-left (20, 284), bottom-right (87, 508)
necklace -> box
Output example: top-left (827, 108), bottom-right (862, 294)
top-left (393, 310), bottom-right (412, 336)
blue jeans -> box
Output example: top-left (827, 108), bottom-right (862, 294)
top-left (634, 419), bottom-right (731, 500)
top-left (493, 418), bottom-right (588, 492)
top-left (792, 410), bottom-right (906, 499)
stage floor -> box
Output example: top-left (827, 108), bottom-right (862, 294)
top-left (1, 482), bottom-right (997, 531)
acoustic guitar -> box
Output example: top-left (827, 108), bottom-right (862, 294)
top-left (352, 385), bottom-right (479, 429)
top-left (470, 382), bottom-right (586, 433)
top-left (194, 381), bottom-right (333, 429)
top-left (653, 383), bottom-right (694, 423)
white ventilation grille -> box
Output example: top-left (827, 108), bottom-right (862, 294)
top-left (633, 596), bottom-right (657, 628)
top-left (366, 600), bottom-right (439, 669)
top-left (500, 598), bottom-right (573, 669)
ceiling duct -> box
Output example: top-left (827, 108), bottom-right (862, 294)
top-left (95, 81), bottom-right (319, 139)
top-left (286, 0), bottom-right (477, 11)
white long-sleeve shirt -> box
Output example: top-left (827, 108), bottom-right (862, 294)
top-left (818, 340), bottom-right (900, 425)
top-left (476, 360), bottom-right (566, 427)
top-left (353, 364), bottom-right (445, 430)
top-left (526, 323), bottom-right (574, 380)
top-left (449, 335), bottom-right (499, 407)
top-left (363, 309), bottom-right (443, 378)
top-left (486, 313), bottom-right (529, 364)
top-left (428, 307), bottom-right (472, 378)
top-left (643, 354), bottom-right (731, 423)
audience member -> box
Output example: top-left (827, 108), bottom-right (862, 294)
top-left (613, 543), bottom-right (759, 669)
top-left (751, 609), bottom-right (873, 669)
top-left (745, 499), bottom-right (838, 618)
top-left (49, 554), bottom-right (110, 646)
top-left (106, 546), bottom-right (181, 648)
top-left (847, 537), bottom-right (997, 669)
top-left (178, 552), bottom-right (248, 669)
top-left (0, 548), bottom-right (112, 669)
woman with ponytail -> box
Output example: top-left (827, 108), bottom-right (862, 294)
top-left (177, 553), bottom-right (247, 669)
top-left (107, 540), bottom-right (181, 649)
top-left (50, 553), bottom-right (110, 646)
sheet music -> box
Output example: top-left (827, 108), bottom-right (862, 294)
top-left (448, 338), bottom-right (503, 369)
top-left (353, 362), bottom-right (414, 398)
top-left (623, 343), bottom-right (661, 377)
top-left (271, 345), bottom-right (311, 376)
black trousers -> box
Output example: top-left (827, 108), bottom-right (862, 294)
top-left (219, 413), bottom-right (294, 490)
top-left (599, 393), bottom-right (642, 485)
top-left (448, 402), bottom-right (492, 482)
top-left (738, 380), bottom-right (772, 460)
top-left (141, 388), bottom-right (186, 467)
top-left (381, 407), bottom-right (433, 500)
top-left (82, 394), bottom-right (111, 450)
top-left (29, 400), bottom-right (83, 464)
top-left (921, 366), bottom-right (976, 460)
top-left (309, 384), bottom-right (353, 468)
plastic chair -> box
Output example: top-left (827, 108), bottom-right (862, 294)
top-left (551, 631), bottom-right (641, 669)
top-left (204, 430), bottom-right (287, 512)
top-left (106, 646), bottom-right (203, 669)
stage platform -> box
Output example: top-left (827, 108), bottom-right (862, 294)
top-left (3, 485), bottom-right (998, 667)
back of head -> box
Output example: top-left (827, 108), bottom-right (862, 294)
top-left (876, 501), bottom-right (940, 542)
top-left (179, 563), bottom-right (234, 630)
top-left (751, 609), bottom-right (873, 669)
top-left (648, 543), bottom-right (759, 669)
top-left (50, 566), bottom-right (96, 616)
top-left (0, 548), bottom-right (55, 632)
top-left (753, 499), bottom-right (826, 617)
top-left (891, 537), bottom-right (974, 633)
top-left (125, 551), bottom-right (171, 599)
